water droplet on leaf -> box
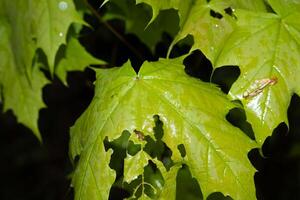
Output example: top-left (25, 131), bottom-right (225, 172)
top-left (58, 1), bottom-right (68, 11)
top-left (59, 32), bottom-right (64, 37)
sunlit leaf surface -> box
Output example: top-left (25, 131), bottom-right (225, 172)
top-left (70, 58), bottom-right (256, 200)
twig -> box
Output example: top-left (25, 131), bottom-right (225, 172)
top-left (83, 0), bottom-right (145, 61)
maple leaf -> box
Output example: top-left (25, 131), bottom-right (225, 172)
top-left (70, 58), bottom-right (257, 200)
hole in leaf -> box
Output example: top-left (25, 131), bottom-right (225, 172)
top-left (122, 175), bottom-right (142, 199)
top-left (168, 35), bottom-right (194, 58)
top-left (124, 161), bottom-right (164, 199)
top-left (183, 50), bottom-right (213, 82)
top-left (207, 192), bottom-right (233, 200)
top-left (143, 161), bottom-right (164, 198)
top-left (153, 115), bottom-right (163, 140)
top-left (109, 180), bottom-right (130, 200)
top-left (211, 66), bottom-right (240, 94)
top-left (210, 9), bottom-right (223, 19)
top-left (73, 155), bottom-right (80, 167)
top-left (107, 115), bottom-right (175, 199)
top-left (224, 7), bottom-right (237, 19)
top-left (226, 108), bottom-right (255, 140)
top-left (127, 140), bottom-right (142, 156)
top-left (177, 144), bottom-right (186, 158)
top-left (104, 130), bottom-right (131, 177)
top-left (176, 164), bottom-right (203, 200)
top-left (143, 115), bottom-right (174, 170)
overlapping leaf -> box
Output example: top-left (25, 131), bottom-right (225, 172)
top-left (56, 38), bottom-right (105, 84)
top-left (1, 0), bottom-right (83, 73)
top-left (0, 0), bottom-right (87, 138)
top-left (107, 0), bottom-right (267, 59)
top-left (214, 0), bottom-right (300, 144)
top-left (135, 0), bottom-right (194, 25)
top-left (70, 58), bottom-right (257, 200)
top-left (33, 0), bottom-right (84, 72)
top-left (0, 19), bottom-right (48, 140)
top-left (123, 0), bottom-right (300, 144)
top-left (169, 0), bottom-right (235, 62)
top-left (104, 0), bottom-right (179, 51)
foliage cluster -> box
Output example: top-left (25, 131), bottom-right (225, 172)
top-left (1, 0), bottom-right (300, 199)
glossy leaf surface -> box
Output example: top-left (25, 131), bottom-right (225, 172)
top-left (215, 0), bottom-right (300, 143)
top-left (70, 58), bottom-right (256, 199)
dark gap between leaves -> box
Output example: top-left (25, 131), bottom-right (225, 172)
top-left (79, 15), bottom-right (154, 73)
top-left (211, 65), bottom-right (240, 94)
top-left (168, 35), bottom-right (194, 59)
top-left (183, 50), bottom-right (213, 82)
top-left (0, 69), bottom-right (96, 200)
top-left (250, 94), bottom-right (300, 200)
top-left (155, 32), bottom-right (175, 58)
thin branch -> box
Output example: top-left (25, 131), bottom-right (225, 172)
top-left (83, 0), bottom-right (145, 61)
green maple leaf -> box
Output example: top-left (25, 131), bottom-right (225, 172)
top-left (0, 0), bottom-right (86, 138)
top-left (112, 0), bottom-right (266, 58)
top-left (70, 58), bottom-right (257, 200)
top-left (169, 0), bottom-right (235, 61)
top-left (213, 0), bottom-right (300, 144)
top-left (56, 37), bottom-right (105, 84)
top-left (106, 0), bottom-right (266, 58)
top-left (134, 0), bottom-right (300, 144)
top-left (168, 0), bottom-right (267, 61)
top-left (104, 0), bottom-right (194, 34)
top-left (33, 0), bottom-right (83, 72)
top-left (0, 1), bottom-right (36, 79)
top-left (1, 0), bottom-right (83, 74)
top-left (134, 0), bottom-right (194, 25)
top-left (0, 19), bottom-right (48, 140)
top-left (131, 0), bottom-right (266, 23)
top-left (227, 0), bottom-right (267, 11)
top-left (104, 0), bottom-right (179, 51)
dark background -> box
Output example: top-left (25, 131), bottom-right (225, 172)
top-left (1, 0), bottom-right (300, 199)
